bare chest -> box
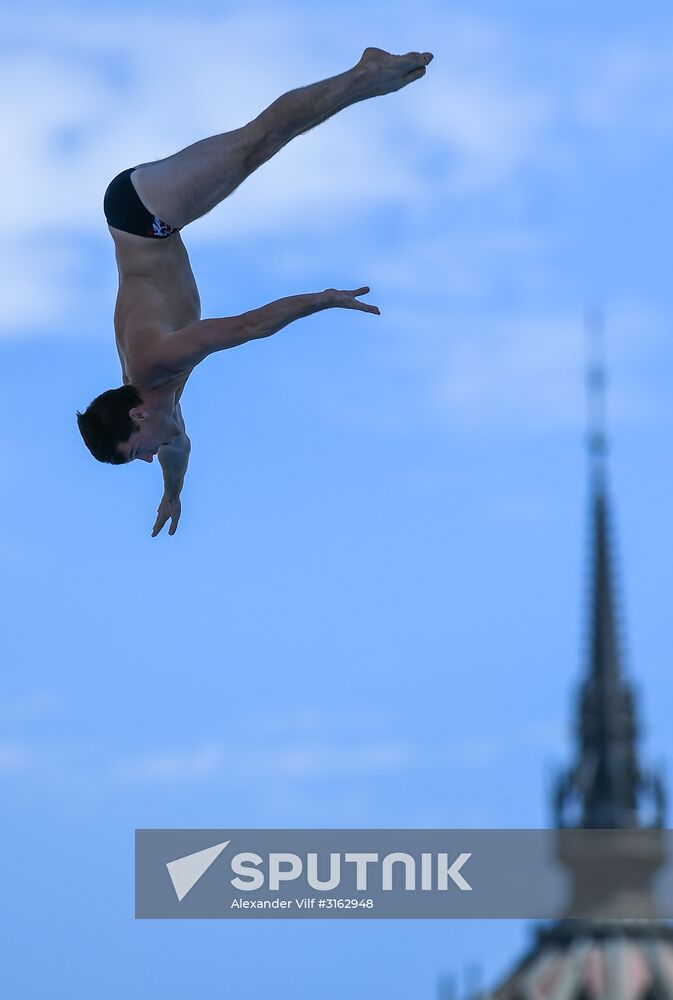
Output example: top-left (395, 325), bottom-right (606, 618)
top-left (110, 228), bottom-right (202, 382)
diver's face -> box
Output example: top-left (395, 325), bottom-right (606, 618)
top-left (117, 411), bottom-right (180, 463)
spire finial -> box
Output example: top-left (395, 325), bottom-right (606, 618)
top-left (585, 305), bottom-right (607, 480)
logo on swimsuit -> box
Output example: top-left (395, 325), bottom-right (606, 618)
top-left (151, 216), bottom-right (178, 238)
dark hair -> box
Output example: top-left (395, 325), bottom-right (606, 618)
top-left (76, 385), bottom-right (143, 464)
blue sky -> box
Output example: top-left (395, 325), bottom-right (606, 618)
top-left (2, 1), bottom-right (673, 997)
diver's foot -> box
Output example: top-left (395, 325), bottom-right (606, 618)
top-left (356, 47), bottom-right (433, 96)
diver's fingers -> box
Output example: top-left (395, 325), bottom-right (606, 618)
top-left (151, 511), bottom-right (168, 537)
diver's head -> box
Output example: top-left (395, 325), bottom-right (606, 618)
top-left (77, 385), bottom-right (143, 464)
top-left (77, 385), bottom-right (180, 464)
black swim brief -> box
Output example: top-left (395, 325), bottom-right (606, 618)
top-left (103, 167), bottom-right (181, 239)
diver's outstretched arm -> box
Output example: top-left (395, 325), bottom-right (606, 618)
top-left (245, 287), bottom-right (381, 341)
top-left (157, 287), bottom-right (381, 373)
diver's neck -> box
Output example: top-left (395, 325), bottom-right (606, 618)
top-left (140, 384), bottom-right (175, 413)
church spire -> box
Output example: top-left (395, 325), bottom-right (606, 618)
top-left (554, 309), bottom-right (665, 830)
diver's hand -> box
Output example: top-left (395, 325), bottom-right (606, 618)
top-left (323, 286), bottom-right (381, 315)
top-left (151, 491), bottom-right (182, 537)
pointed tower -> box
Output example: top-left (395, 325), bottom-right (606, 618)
top-left (485, 311), bottom-right (673, 1000)
top-left (554, 308), bottom-right (665, 832)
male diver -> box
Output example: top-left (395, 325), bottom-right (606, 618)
top-left (77, 47), bottom-right (434, 535)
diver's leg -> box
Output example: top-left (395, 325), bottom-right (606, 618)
top-left (131, 47), bottom-right (432, 229)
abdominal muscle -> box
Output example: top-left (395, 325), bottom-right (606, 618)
top-left (109, 226), bottom-right (201, 391)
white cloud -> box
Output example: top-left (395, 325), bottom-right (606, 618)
top-left (448, 719), bottom-right (566, 768)
top-left (414, 70), bottom-right (552, 195)
top-left (385, 299), bottom-right (669, 432)
top-left (112, 742), bottom-right (223, 783)
top-left (111, 737), bottom-right (411, 785)
top-left (266, 740), bottom-right (410, 778)
top-left (0, 235), bottom-right (86, 331)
